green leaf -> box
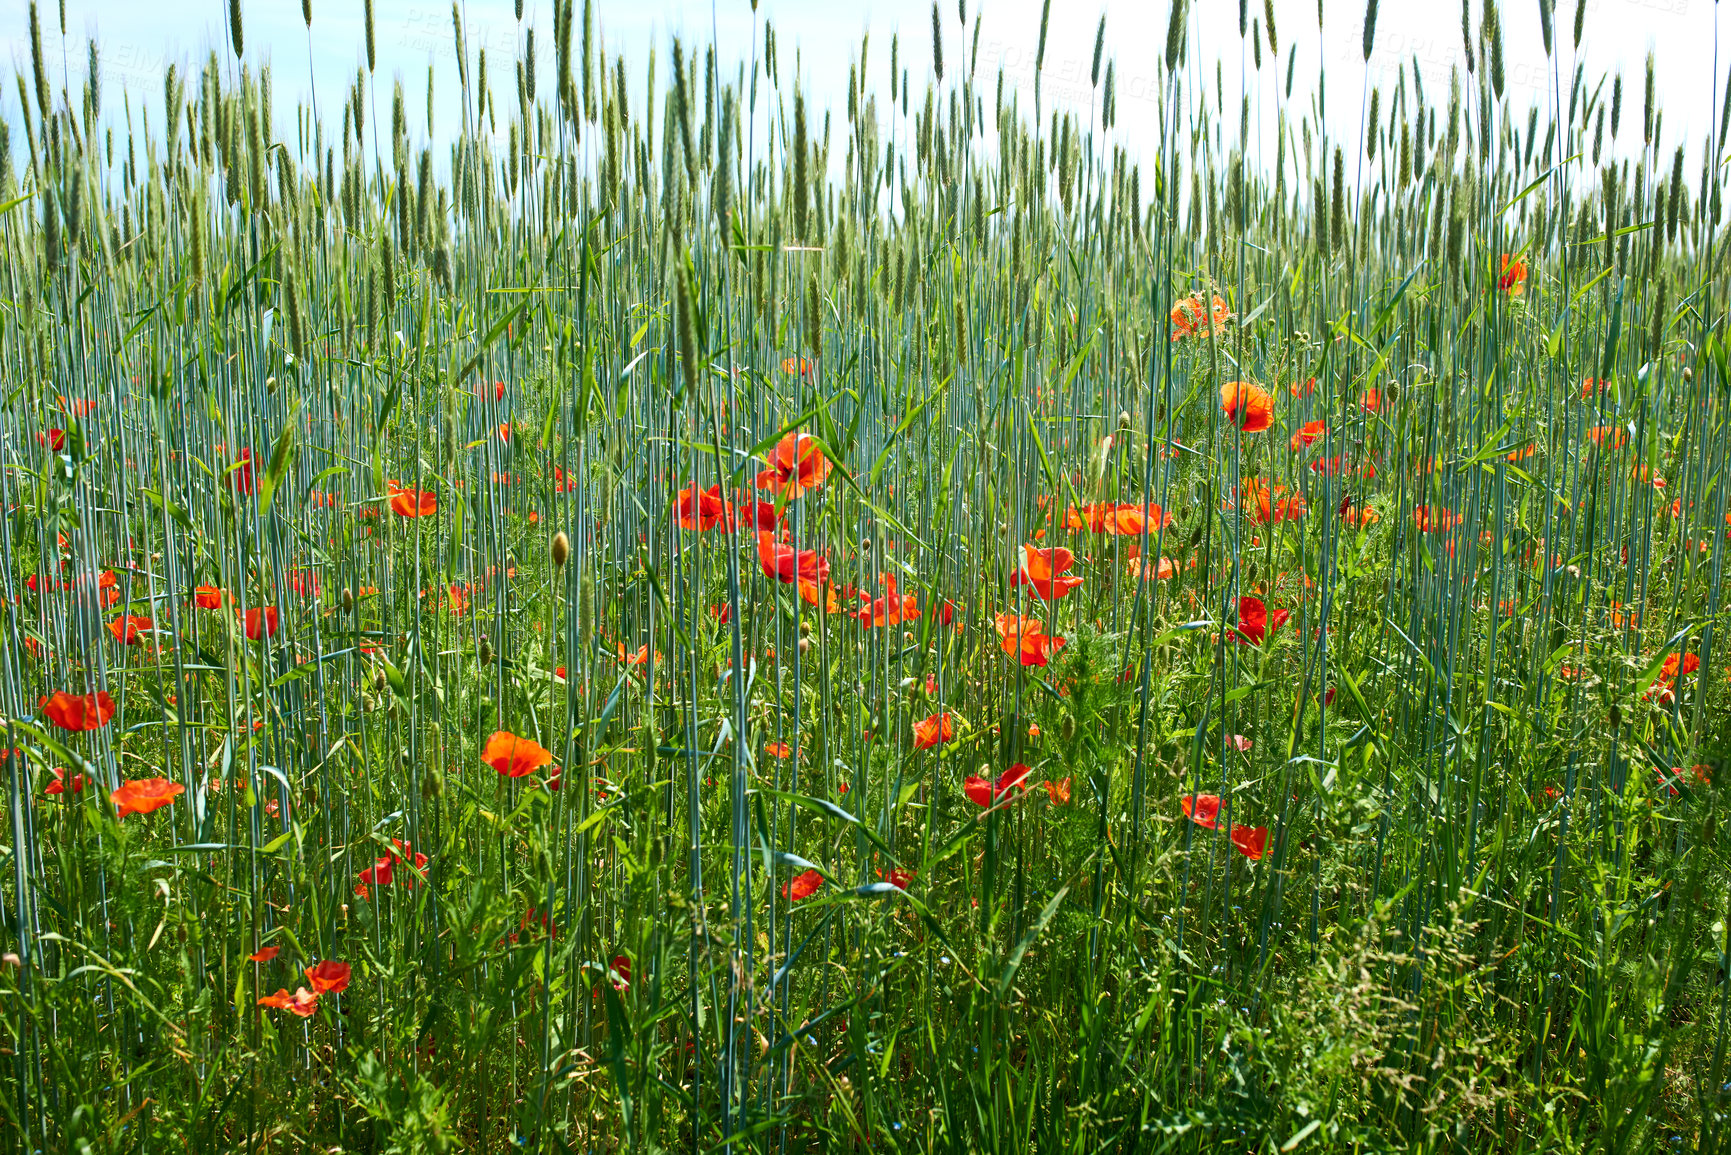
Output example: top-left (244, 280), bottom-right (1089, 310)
top-left (996, 885), bottom-right (1068, 1000)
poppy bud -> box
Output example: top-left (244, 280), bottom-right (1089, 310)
top-left (799, 619), bottom-right (812, 635)
top-left (341, 587), bottom-right (354, 613)
top-left (1609, 703), bottom-right (1622, 729)
top-left (373, 669), bottom-right (387, 693)
top-left (1683, 367), bottom-right (1694, 383)
top-left (551, 530), bottom-right (570, 568)
top-left (1118, 410), bottom-right (1131, 429)
top-left (1705, 810), bottom-right (1716, 844)
top-left (479, 638), bottom-right (493, 666)
top-left (1060, 713), bottom-right (1076, 742)
top-left (860, 537), bottom-right (872, 552)
top-left (798, 637), bottom-right (811, 655)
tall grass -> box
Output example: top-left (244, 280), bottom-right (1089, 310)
top-left (1, 0), bottom-right (1729, 1149)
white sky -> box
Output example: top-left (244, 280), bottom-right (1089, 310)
top-left (4, 0), bottom-right (1726, 175)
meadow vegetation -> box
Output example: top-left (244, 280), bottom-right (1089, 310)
top-left (3, 0), bottom-right (1731, 1149)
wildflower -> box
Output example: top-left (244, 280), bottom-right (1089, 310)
top-left (913, 712), bottom-right (955, 750)
top-left (964, 763), bottom-right (1033, 807)
top-left (258, 987), bottom-right (320, 1016)
top-left (1014, 543), bottom-right (1085, 600)
top-left (1587, 425), bottom-right (1628, 449)
top-left (608, 955), bottom-right (632, 991)
top-left (765, 742), bottom-right (793, 759)
top-left (1232, 596), bottom-right (1288, 646)
top-left (194, 584), bottom-right (225, 609)
top-left (883, 867), bottom-right (915, 889)
top-left (1497, 254), bottom-right (1528, 295)
top-left (38, 428), bottom-right (65, 451)
top-left (1360, 389), bottom-right (1383, 413)
top-left (388, 481), bottom-right (438, 517)
top-left (243, 607), bottom-right (280, 640)
top-left (43, 690), bottom-right (117, 731)
top-left (756, 432), bottom-right (833, 498)
top-left (106, 614), bottom-right (152, 645)
top-left (45, 767), bottom-right (89, 795)
top-left (249, 945), bottom-right (281, 963)
top-left (1290, 420), bottom-right (1327, 451)
top-left (1413, 505), bottom-right (1462, 533)
top-left (1220, 381), bottom-right (1275, 433)
top-left (304, 961), bottom-right (351, 995)
top-left (1170, 293), bottom-right (1232, 340)
top-left (1044, 777), bottom-right (1072, 805)
top-left (483, 731), bottom-right (555, 777)
top-left (1580, 377), bottom-right (1610, 399)
top-left (1181, 793), bottom-right (1222, 829)
top-left (782, 355), bottom-right (815, 378)
top-left (675, 483), bottom-right (728, 531)
top-left (1228, 734), bottom-right (1253, 752)
top-left (1230, 825), bottom-right (1269, 860)
top-left (229, 448), bottom-right (256, 495)
top-left (994, 612), bottom-right (1066, 667)
top-left (111, 778), bottom-right (186, 818)
top-left (855, 574), bottom-right (921, 626)
top-left (782, 869), bottom-right (824, 902)
top-left (1288, 377), bottom-right (1317, 397)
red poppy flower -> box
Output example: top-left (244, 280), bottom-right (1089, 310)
top-left (358, 855), bottom-right (395, 887)
top-left (1230, 824), bottom-right (1269, 860)
top-left (609, 954), bottom-right (632, 991)
top-left (111, 778), bottom-right (186, 818)
top-left (106, 614), bottom-right (152, 645)
top-left (1181, 793), bottom-right (1222, 829)
top-left (884, 867), bottom-right (915, 890)
top-left (730, 497), bottom-right (781, 532)
top-left (1360, 389), bottom-right (1383, 413)
top-left (229, 448), bottom-right (256, 495)
top-left (782, 869), bottom-right (824, 902)
top-left (249, 945), bottom-right (281, 963)
top-left (43, 690), bottom-right (117, 731)
top-left (1288, 377), bottom-right (1317, 397)
top-left (194, 584), bottom-right (225, 609)
top-left (756, 533), bottom-right (829, 586)
top-left (304, 960), bottom-right (351, 995)
top-left (243, 607), bottom-right (280, 640)
top-left (855, 574), bottom-right (921, 626)
top-left (912, 712), bottom-right (954, 750)
top-left (675, 483), bottom-right (728, 531)
top-left (258, 987), bottom-right (320, 1016)
top-left (964, 763), bottom-right (1033, 807)
top-left (1497, 254), bottom-right (1528, 295)
top-left (1228, 734), bottom-right (1253, 752)
top-left (1232, 596), bottom-right (1288, 646)
top-left (1289, 420), bottom-right (1327, 451)
top-left (1014, 544), bottom-right (1085, 600)
top-left (483, 731), bottom-right (555, 777)
top-left (388, 481), bottom-right (438, 518)
top-left (1587, 425), bottom-right (1628, 449)
top-left (1220, 382), bottom-right (1274, 433)
top-left (45, 767), bottom-right (89, 795)
top-left (1044, 777), bottom-right (1072, 804)
top-left (765, 741), bottom-right (793, 759)
top-left (37, 428), bottom-right (65, 451)
top-left (994, 612), bottom-right (1066, 667)
top-left (756, 432), bottom-right (833, 499)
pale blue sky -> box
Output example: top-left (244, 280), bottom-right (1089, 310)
top-left (4, 0), bottom-right (1726, 175)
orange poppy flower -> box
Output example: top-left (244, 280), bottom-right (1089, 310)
top-left (388, 481), bottom-right (438, 517)
top-left (194, 584), bottom-right (225, 609)
top-left (258, 987), bottom-right (321, 1016)
top-left (1580, 377), bottom-right (1610, 399)
top-left (243, 607), bottom-right (280, 640)
top-left (1181, 792), bottom-right (1222, 829)
top-left (1288, 377), bottom-right (1317, 397)
top-left (1220, 382), bottom-right (1274, 433)
top-left (249, 945), bottom-right (281, 963)
top-left (964, 763), bottom-right (1033, 808)
top-left (912, 712), bottom-right (954, 750)
top-left (1289, 420), bottom-right (1327, 451)
top-left (1103, 502), bottom-right (1174, 536)
top-left (994, 611), bottom-right (1066, 667)
top-left (43, 690), bottom-right (116, 731)
top-left (1360, 389), bottom-right (1383, 413)
top-left (304, 960), bottom-right (352, 995)
top-left (1230, 824), bottom-right (1268, 860)
top-left (1505, 443), bottom-right (1538, 462)
top-left (1044, 777), bottom-right (1072, 805)
top-left (781, 356), bottom-right (815, 378)
top-left (1169, 293), bottom-right (1232, 340)
top-left (1014, 544), bottom-right (1085, 600)
top-left (1497, 254), bottom-right (1528, 295)
top-left (675, 483), bottom-right (728, 531)
top-left (855, 574), bottom-right (921, 626)
top-left (106, 614), bottom-right (152, 645)
top-left (765, 741), bottom-right (793, 759)
top-left (483, 731), bottom-right (554, 777)
top-left (756, 432), bottom-right (833, 499)
top-left (615, 643), bottom-right (659, 666)
top-left (1412, 505), bottom-right (1462, 533)
top-left (1587, 425), bottom-right (1628, 449)
top-left (111, 778), bottom-right (186, 818)
top-left (783, 868), bottom-right (824, 901)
